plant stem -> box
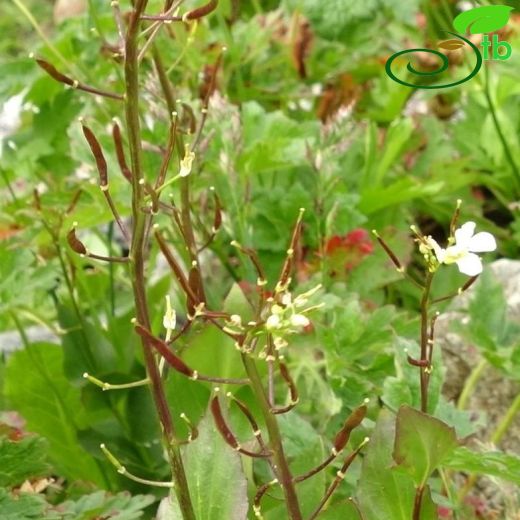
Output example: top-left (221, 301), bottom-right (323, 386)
top-left (457, 359), bottom-right (487, 411)
top-left (491, 392), bottom-right (520, 446)
top-left (420, 272), bottom-right (433, 413)
top-left (124, 3), bottom-right (194, 518)
top-left (241, 353), bottom-right (303, 520)
top-left (412, 485), bottom-right (425, 520)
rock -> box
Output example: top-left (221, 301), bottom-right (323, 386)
top-left (437, 259), bottom-right (520, 515)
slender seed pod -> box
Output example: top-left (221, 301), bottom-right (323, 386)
top-left (135, 324), bottom-right (194, 377)
top-left (112, 122), bottom-right (132, 182)
top-left (36, 58), bottom-right (123, 100)
top-left (36, 59), bottom-right (75, 86)
top-left (211, 396), bottom-right (240, 450)
top-left (155, 230), bottom-right (199, 304)
top-left (82, 125), bottom-right (108, 187)
top-left (183, 0), bottom-right (218, 21)
top-left (407, 355), bottom-right (430, 368)
top-left (212, 190), bottom-right (222, 233)
top-left (277, 208), bottom-right (305, 288)
top-left (187, 266), bottom-right (204, 313)
top-left (279, 363), bottom-right (298, 404)
top-left (333, 404), bottom-right (367, 453)
top-left (372, 230), bottom-right (403, 271)
top-left (67, 227), bottom-right (87, 255)
top-left (210, 396), bottom-right (269, 458)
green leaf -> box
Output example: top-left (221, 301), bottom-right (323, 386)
top-left (315, 501), bottom-right (362, 519)
top-left (393, 406), bottom-right (459, 487)
top-left (0, 248), bottom-right (56, 314)
top-left (159, 415), bottom-right (248, 520)
top-left (0, 435), bottom-right (50, 487)
top-left (444, 446), bottom-right (520, 485)
top-left (57, 303), bottom-right (118, 383)
top-left (356, 409), bottom-right (437, 520)
top-left (0, 489), bottom-right (49, 520)
top-left (4, 343), bottom-right (107, 486)
top-left (453, 5), bottom-right (513, 35)
top-left (59, 490), bottom-right (155, 520)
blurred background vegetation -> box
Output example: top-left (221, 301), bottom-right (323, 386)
top-left (1, 1), bottom-right (520, 519)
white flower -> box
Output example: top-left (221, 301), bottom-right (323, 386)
top-left (290, 314), bottom-right (310, 328)
top-left (429, 222), bottom-right (496, 276)
top-left (179, 145), bottom-right (195, 177)
top-left (266, 314), bottom-right (282, 330)
top-left (230, 314), bottom-right (242, 327)
top-left (163, 295), bottom-right (177, 330)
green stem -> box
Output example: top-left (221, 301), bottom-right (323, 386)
top-left (490, 393), bottom-right (520, 446)
top-left (420, 272), bottom-right (433, 413)
top-left (11, 0), bottom-right (76, 73)
top-left (124, 3), bottom-right (195, 519)
top-left (241, 353), bottom-right (303, 520)
top-left (457, 359), bottom-right (487, 411)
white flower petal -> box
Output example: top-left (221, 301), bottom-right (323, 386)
top-left (467, 231), bottom-right (497, 253)
top-left (426, 237), bottom-right (445, 262)
top-left (455, 253), bottom-right (482, 276)
top-left (266, 314), bottom-right (282, 330)
top-left (290, 314), bottom-right (310, 328)
top-left (454, 221), bottom-right (476, 248)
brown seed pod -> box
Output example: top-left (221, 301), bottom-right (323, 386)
top-left (407, 355), bottom-right (430, 368)
top-left (82, 125), bottom-right (108, 187)
top-left (183, 0), bottom-right (218, 21)
top-left (36, 59), bottom-right (75, 86)
top-left (112, 122), bottom-right (132, 182)
top-left (211, 396), bottom-right (240, 450)
top-left (67, 227), bottom-right (87, 255)
top-left (134, 324), bottom-right (194, 377)
top-left (333, 404), bottom-right (367, 452)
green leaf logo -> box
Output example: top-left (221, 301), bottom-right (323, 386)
top-left (453, 5), bottom-right (513, 35)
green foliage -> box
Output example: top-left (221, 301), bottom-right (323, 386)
top-left (444, 447), bottom-right (520, 485)
top-left (356, 409), bottom-right (437, 520)
top-left (4, 343), bottom-right (108, 487)
top-left (0, 435), bottom-right (50, 487)
top-left (456, 270), bottom-right (520, 378)
top-left (58, 491), bottom-right (155, 520)
top-left (161, 416), bottom-right (248, 519)
top-left (393, 406), bottom-right (458, 487)
top-left (0, 488), bottom-right (50, 520)
top-left (1, 0), bottom-right (519, 516)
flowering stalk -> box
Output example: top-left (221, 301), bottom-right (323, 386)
top-left (376, 204), bottom-right (497, 415)
top-left (123, 1), bottom-right (195, 518)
